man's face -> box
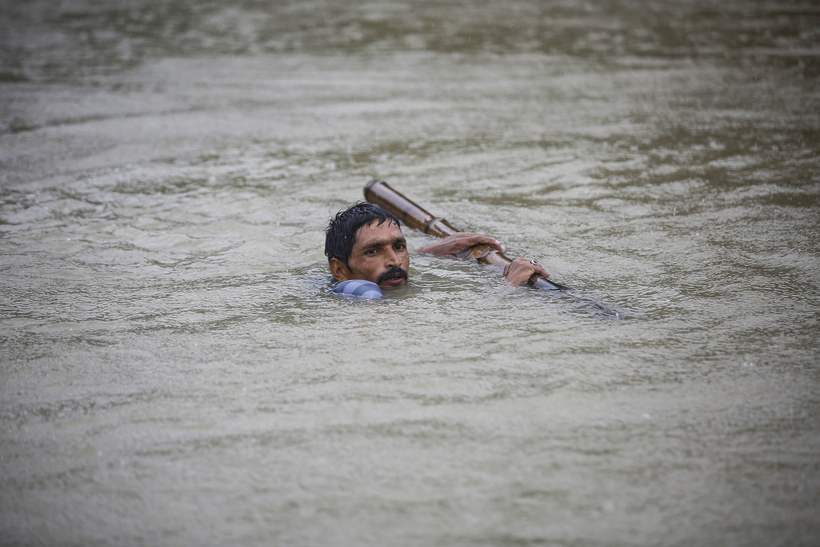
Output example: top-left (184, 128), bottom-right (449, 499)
top-left (330, 220), bottom-right (409, 289)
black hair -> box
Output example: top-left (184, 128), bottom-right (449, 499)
top-left (325, 203), bottom-right (401, 270)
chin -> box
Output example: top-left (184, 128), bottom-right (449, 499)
top-left (380, 278), bottom-right (407, 289)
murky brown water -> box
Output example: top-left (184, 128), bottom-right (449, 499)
top-left (2, 1), bottom-right (819, 545)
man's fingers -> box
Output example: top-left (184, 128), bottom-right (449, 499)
top-left (480, 236), bottom-right (505, 251)
top-left (458, 233), bottom-right (504, 251)
top-left (535, 264), bottom-right (549, 279)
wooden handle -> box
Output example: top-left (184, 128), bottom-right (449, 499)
top-left (364, 179), bottom-right (459, 237)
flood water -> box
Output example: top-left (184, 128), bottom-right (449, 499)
top-left (1, 1), bottom-right (819, 545)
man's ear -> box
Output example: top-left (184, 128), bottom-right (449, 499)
top-left (329, 258), bottom-right (352, 282)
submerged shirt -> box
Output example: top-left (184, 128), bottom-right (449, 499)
top-left (331, 279), bottom-right (383, 299)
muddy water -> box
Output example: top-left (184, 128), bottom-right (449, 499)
top-left (1, 1), bottom-right (819, 545)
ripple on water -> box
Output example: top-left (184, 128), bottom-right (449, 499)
top-left (1, 2), bottom-right (820, 545)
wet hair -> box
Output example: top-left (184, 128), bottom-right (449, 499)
top-left (325, 203), bottom-right (401, 270)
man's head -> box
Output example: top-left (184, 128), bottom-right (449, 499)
top-left (325, 203), bottom-right (409, 289)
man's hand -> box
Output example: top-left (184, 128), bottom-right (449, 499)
top-left (418, 233), bottom-right (549, 286)
top-left (503, 257), bottom-right (550, 286)
top-left (417, 232), bottom-right (504, 258)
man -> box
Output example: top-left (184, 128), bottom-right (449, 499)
top-left (325, 203), bottom-right (550, 298)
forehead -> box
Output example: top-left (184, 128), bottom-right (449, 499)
top-left (353, 220), bottom-right (403, 246)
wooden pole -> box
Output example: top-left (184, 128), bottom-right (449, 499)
top-left (364, 179), bottom-right (566, 291)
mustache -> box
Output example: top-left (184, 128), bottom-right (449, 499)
top-left (377, 267), bottom-right (408, 284)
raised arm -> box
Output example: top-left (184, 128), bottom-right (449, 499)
top-left (417, 232), bottom-right (504, 258)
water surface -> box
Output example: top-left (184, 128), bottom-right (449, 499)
top-left (1, 1), bottom-right (819, 545)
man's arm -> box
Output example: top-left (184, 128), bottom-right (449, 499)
top-left (417, 232), bottom-right (504, 258)
top-left (417, 232), bottom-right (549, 286)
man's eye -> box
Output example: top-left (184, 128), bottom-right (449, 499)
top-left (365, 249), bottom-right (378, 255)
top-left (395, 243), bottom-right (406, 250)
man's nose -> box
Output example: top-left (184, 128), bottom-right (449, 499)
top-left (385, 248), bottom-right (400, 266)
